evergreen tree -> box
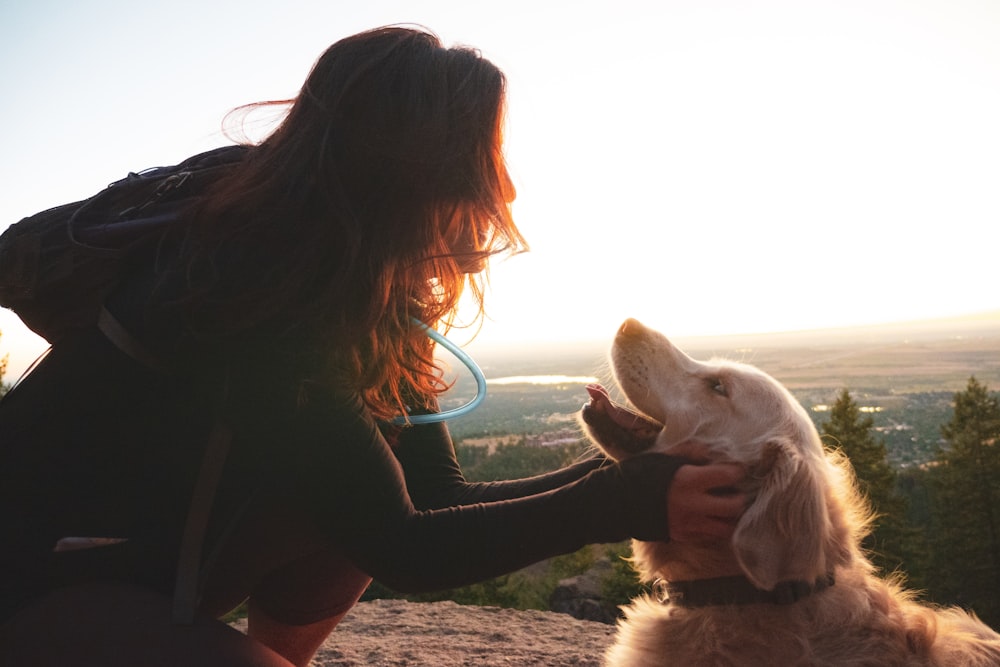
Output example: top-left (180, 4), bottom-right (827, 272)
top-left (820, 389), bottom-right (913, 579)
top-left (927, 377), bottom-right (1000, 627)
top-left (0, 329), bottom-right (9, 398)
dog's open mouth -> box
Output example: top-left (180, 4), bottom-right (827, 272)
top-left (581, 384), bottom-right (662, 456)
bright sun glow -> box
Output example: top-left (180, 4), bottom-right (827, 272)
top-left (2, 1), bottom-right (999, 378)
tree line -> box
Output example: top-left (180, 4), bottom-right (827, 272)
top-left (830, 377), bottom-right (1000, 629)
top-left (0, 330), bottom-right (9, 398)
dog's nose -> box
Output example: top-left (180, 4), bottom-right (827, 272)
top-left (619, 318), bottom-right (645, 337)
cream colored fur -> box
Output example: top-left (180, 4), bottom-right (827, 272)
top-left (587, 319), bottom-right (1000, 666)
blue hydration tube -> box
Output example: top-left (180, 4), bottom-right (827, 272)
top-left (393, 319), bottom-right (487, 425)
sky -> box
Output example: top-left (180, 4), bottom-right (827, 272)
top-left (2, 0), bottom-right (999, 377)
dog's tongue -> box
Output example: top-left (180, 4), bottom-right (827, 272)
top-left (586, 384), bottom-right (662, 435)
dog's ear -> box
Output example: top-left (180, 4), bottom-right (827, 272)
top-left (732, 437), bottom-right (844, 591)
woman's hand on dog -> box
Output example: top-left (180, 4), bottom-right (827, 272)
top-left (668, 461), bottom-right (748, 543)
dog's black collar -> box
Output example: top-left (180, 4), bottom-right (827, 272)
top-left (658, 573), bottom-right (835, 608)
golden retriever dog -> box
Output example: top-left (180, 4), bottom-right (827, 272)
top-left (581, 318), bottom-right (1000, 666)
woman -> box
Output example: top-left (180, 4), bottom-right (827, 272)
top-left (0, 26), bottom-right (745, 666)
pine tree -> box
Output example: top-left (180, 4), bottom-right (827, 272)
top-left (820, 389), bottom-right (912, 579)
top-left (0, 329), bottom-right (9, 398)
top-left (927, 377), bottom-right (1000, 627)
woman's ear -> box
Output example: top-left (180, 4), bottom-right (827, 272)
top-left (732, 438), bottom-right (834, 591)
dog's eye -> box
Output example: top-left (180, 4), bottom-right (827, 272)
top-left (708, 378), bottom-right (728, 396)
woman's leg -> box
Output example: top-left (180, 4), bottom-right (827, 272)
top-left (201, 489), bottom-right (372, 666)
top-left (0, 582), bottom-right (294, 667)
top-left (1, 490), bottom-right (371, 667)
top-left (247, 602), bottom-right (350, 667)
top-left (244, 546), bottom-right (372, 667)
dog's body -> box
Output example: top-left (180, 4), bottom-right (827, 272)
top-left (582, 319), bottom-right (1000, 666)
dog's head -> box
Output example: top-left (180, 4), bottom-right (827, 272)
top-left (581, 318), bottom-right (861, 591)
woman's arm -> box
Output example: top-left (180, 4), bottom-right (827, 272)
top-left (290, 389), bottom-right (683, 594)
top-left (388, 419), bottom-right (609, 509)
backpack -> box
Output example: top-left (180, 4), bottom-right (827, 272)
top-left (0, 144), bottom-right (248, 344)
top-left (0, 144), bottom-right (247, 625)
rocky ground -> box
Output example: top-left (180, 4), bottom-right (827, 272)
top-left (235, 598), bottom-right (618, 666)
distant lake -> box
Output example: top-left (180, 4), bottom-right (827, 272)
top-left (486, 375), bottom-right (599, 386)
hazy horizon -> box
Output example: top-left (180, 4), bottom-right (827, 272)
top-left (463, 308), bottom-right (1000, 354)
top-left (3, 308), bottom-right (998, 383)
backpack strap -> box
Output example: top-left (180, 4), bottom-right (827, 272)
top-left (172, 417), bottom-right (232, 625)
top-left (96, 306), bottom-right (171, 374)
top-left (97, 305), bottom-right (231, 625)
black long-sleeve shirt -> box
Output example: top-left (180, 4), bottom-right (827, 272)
top-left (0, 323), bottom-right (683, 620)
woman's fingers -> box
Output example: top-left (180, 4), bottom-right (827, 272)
top-left (668, 462), bottom-right (749, 543)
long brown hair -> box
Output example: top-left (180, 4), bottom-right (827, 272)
top-left (168, 26), bottom-right (526, 419)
